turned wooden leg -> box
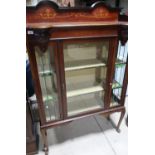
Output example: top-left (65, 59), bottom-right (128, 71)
top-left (116, 108), bottom-right (126, 133)
top-left (41, 129), bottom-right (48, 155)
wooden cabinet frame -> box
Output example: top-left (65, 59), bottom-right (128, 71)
top-left (26, 1), bottom-right (128, 154)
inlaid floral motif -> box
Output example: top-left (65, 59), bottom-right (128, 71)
top-left (27, 5), bottom-right (118, 22)
top-left (39, 8), bottom-right (56, 19)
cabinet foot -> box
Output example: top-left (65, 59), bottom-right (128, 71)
top-left (116, 128), bottom-right (121, 133)
top-left (116, 108), bottom-right (125, 133)
top-left (41, 129), bottom-right (49, 155)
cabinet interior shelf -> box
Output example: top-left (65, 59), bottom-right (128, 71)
top-left (65, 59), bottom-right (106, 71)
top-left (38, 58), bottom-right (125, 77)
top-left (42, 80), bottom-right (121, 103)
top-left (68, 102), bottom-right (103, 116)
top-left (67, 85), bottom-right (103, 98)
top-left (41, 80), bottom-right (121, 103)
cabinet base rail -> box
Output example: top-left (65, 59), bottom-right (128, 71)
top-left (40, 106), bottom-right (125, 155)
top-left (41, 106), bottom-right (125, 129)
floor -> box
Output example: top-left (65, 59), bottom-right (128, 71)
top-left (37, 98), bottom-right (128, 155)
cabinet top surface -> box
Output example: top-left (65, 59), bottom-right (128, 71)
top-left (26, 1), bottom-right (127, 29)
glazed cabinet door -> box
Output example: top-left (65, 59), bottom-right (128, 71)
top-left (34, 42), bottom-right (62, 122)
top-left (60, 39), bottom-right (111, 117)
top-left (110, 41), bottom-right (128, 107)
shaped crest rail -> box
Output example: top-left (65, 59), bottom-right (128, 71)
top-left (27, 1), bottom-right (120, 24)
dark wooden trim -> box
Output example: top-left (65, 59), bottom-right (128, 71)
top-left (62, 36), bottom-right (116, 43)
top-left (27, 1), bottom-right (120, 24)
top-left (26, 29), bottom-right (51, 53)
top-left (119, 25), bottom-right (128, 46)
top-left (26, 21), bottom-right (127, 29)
top-left (49, 41), bottom-right (64, 121)
top-left (49, 26), bottom-right (118, 40)
top-left (57, 40), bottom-right (68, 119)
top-left (41, 106), bottom-right (125, 129)
top-left (104, 37), bottom-right (119, 109)
top-left (119, 14), bottom-right (128, 22)
top-left (120, 57), bottom-right (128, 106)
top-left (27, 42), bottom-right (46, 125)
top-left (115, 0), bottom-right (120, 8)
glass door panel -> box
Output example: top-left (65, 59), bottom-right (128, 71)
top-left (110, 41), bottom-right (128, 107)
top-left (35, 46), bottom-right (60, 121)
top-left (63, 40), bottom-right (109, 116)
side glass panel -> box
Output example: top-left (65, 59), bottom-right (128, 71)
top-left (63, 41), bottom-right (109, 116)
top-left (35, 46), bottom-right (60, 121)
top-left (111, 41), bottom-right (128, 107)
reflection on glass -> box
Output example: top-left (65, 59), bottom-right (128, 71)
top-left (35, 46), bottom-right (60, 121)
top-left (110, 41), bottom-right (128, 107)
top-left (63, 41), bottom-right (109, 116)
top-left (68, 92), bottom-right (105, 116)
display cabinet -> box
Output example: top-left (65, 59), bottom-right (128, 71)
top-left (26, 1), bottom-right (128, 154)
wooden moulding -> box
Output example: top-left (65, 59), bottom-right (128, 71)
top-left (49, 26), bottom-right (118, 40)
top-left (26, 1), bottom-right (120, 26)
top-left (41, 106), bottom-right (125, 129)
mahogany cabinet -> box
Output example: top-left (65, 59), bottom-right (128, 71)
top-left (26, 1), bottom-right (128, 154)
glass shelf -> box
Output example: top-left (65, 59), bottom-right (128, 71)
top-left (43, 94), bottom-right (57, 102)
top-left (65, 59), bottom-right (106, 71)
top-left (39, 64), bottom-right (55, 76)
top-left (39, 70), bottom-right (53, 76)
top-left (115, 63), bottom-right (126, 68)
top-left (112, 80), bottom-right (122, 89)
top-left (115, 58), bottom-right (126, 66)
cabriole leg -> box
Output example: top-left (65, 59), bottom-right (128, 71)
top-left (116, 108), bottom-right (126, 133)
top-left (41, 129), bottom-right (48, 155)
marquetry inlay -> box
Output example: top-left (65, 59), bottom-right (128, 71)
top-left (27, 5), bottom-right (118, 23)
